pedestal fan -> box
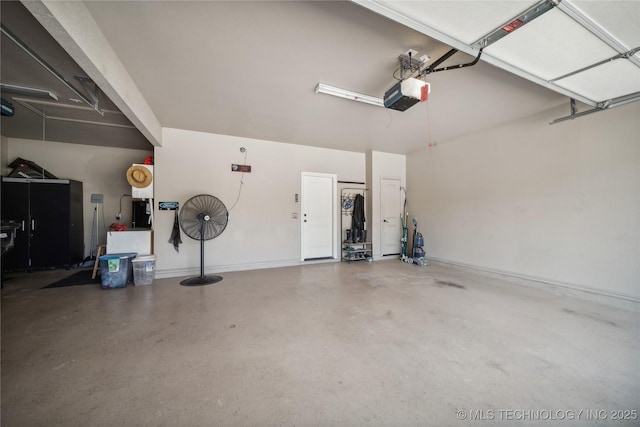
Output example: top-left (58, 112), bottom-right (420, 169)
top-left (179, 194), bottom-right (228, 286)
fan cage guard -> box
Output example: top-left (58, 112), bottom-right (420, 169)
top-left (178, 194), bottom-right (228, 286)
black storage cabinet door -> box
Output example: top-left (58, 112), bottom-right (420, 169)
top-left (1, 179), bottom-right (30, 270)
top-left (1, 178), bottom-right (84, 271)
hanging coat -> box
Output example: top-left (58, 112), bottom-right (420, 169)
top-left (351, 193), bottom-right (365, 231)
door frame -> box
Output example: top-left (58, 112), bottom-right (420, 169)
top-left (300, 172), bottom-right (338, 261)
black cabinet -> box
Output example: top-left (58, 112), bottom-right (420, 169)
top-left (1, 178), bottom-right (84, 271)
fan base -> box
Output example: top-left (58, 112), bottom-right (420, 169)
top-left (180, 275), bottom-right (223, 286)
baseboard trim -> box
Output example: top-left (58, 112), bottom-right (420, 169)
top-left (428, 256), bottom-right (640, 306)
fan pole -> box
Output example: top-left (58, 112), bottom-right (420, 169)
top-left (199, 220), bottom-right (206, 279)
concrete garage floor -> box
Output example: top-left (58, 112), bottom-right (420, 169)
top-left (1, 260), bottom-right (638, 427)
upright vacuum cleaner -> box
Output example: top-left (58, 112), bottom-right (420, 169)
top-left (401, 214), bottom-right (409, 262)
top-left (411, 217), bottom-right (429, 266)
top-left (400, 187), bottom-right (409, 262)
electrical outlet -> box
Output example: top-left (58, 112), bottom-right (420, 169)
top-left (420, 54), bottom-right (430, 63)
top-left (405, 49), bottom-right (418, 57)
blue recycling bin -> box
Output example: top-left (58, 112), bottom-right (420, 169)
top-left (99, 252), bottom-right (137, 289)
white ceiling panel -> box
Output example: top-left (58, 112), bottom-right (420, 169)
top-left (485, 9), bottom-right (618, 82)
top-left (569, 0), bottom-right (640, 51)
top-left (554, 59), bottom-right (640, 102)
top-left (365, 1), bottom-right (537, 45)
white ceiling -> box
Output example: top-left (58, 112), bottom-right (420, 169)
top-left (4, 1), bottom-right (636, 155)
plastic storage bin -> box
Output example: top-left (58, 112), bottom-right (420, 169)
top-left (132, 255), bottom-right (156, 286)
top-left (99, 252), bottom-right (137, 289)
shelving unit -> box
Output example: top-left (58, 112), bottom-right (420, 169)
top-left (341, 187), bottom-right (372, 263)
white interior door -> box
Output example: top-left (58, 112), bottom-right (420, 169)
top-left (381, 177), bottom-right (401, 256)
top-left (301, 172), bottom-right (336, 260)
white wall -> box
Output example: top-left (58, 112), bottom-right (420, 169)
top-left (3, 137), bottom-right (153, 259)
top-left (154, 128), bottom-right (365, 278)
top-left (367, 151), bottom-right (406, 258)
top-left (407, 102), bottom-right (640, 300)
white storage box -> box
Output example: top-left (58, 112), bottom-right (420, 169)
top-left (107, 230), bottom-right (153, 255)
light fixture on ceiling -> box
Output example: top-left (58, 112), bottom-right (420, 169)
top-left (315, 83), bottom-right (384, 107)
top-left (0, 83), bottom-right (58, 101)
